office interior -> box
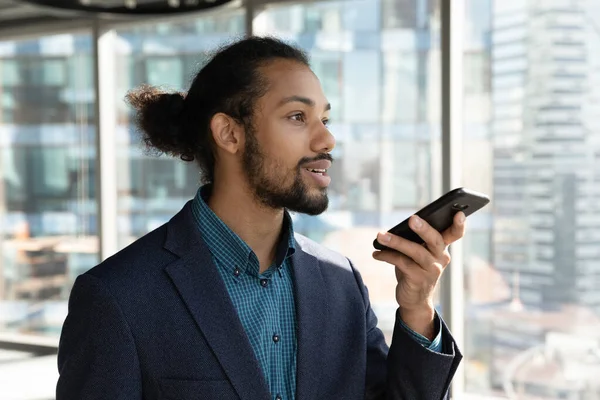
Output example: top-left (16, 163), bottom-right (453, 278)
top-left (0, 0), bottom-right (599, 399)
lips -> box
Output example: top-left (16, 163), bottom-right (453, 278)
top-left (301, 159), bottom-right (332, 171)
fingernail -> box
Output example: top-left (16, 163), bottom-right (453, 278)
top-left (377, 232), bottom-right (391, 243)
top-left (458, 212), bottom-right (466, 224)
top-left (411, 215), bottom-right (423, 229)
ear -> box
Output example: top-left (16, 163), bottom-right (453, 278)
top-left (210, 113), bottom-right (244, 155)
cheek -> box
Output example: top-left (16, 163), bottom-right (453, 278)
top-left (260, 122), bottom-right (306, 170)
top-left (266, 152), bottom-right (298, 174)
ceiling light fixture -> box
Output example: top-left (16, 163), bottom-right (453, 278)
top-left (17, 0), bottom-right (233, 16)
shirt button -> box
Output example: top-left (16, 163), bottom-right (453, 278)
top-left (233, 268), bottom-right (241, 277)
top-left (272, 334), bottom-right (280, 343)
top-left (260, 279), bottom-right (268, 287)
top-left (275, 395), bottom-right (282, 400)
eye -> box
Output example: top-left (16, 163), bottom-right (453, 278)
top-left (289, 113), bottom-right (305, 123)
top-left (322, 119), bottom-right (330, 127)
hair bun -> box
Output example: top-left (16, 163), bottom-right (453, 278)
top-left (166, 92), bottom-right (185, 119)
top-left (125, 85), bottom-right (195, 162)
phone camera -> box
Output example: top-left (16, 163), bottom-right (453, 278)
top-left (452, 203), bottom-right (469, 211)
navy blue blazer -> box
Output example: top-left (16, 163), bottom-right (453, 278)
top-left (56, 201), bottom-right (462, 399)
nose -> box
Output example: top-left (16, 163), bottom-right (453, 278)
top-left (312, 122), bottom-right (336, 154)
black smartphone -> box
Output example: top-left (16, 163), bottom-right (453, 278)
top-left (373, 187), bottom-right (490, 251)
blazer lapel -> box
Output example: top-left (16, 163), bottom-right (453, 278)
top-left (291, 238), bottom-right (329, 400)
top-left (163, 203), bottom-right (270, 400)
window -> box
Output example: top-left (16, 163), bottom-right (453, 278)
top-left (0, 59), bottom-right (20, 85)
top-left (0, 35), bottom-right (98, 338)
top-left (382, 51), bottom-right (419, 122)
top-left (342, 51), bottom-right (381, 122)
top-left (146, 57), bottom-right (184, 89)
top-left (462, 0), bottom-right (600, 398)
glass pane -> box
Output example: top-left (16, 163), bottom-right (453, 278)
top-left (255, 0), bottom-right (441, 343)
top-left (0, 34), bottom-right (97, 399)
top-left (146, 57), bottom-right (184, 88)
top-left (115, 9), bottom-right (245, 249)
top-left (463, 0), bottom-right (600, 398)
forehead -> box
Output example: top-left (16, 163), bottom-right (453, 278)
top-left (259, 59), bottom-right (328, 107)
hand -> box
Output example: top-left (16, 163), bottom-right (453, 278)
top-left (372, 212), bottom-right (466, 339)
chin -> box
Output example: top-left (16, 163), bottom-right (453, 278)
top-left (308, 185), bottom-right (328, 195)
top-left (292, 195), bottom-right (329, 216)
top-left (288, 206), bottom-right (328, 216)
top-left (303, 206), bottom-right (328, 216)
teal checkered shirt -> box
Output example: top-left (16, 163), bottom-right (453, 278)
top-left (191, 185), bottom-right (442, 400)
top-left (191, 186), bottom-right (298, 400)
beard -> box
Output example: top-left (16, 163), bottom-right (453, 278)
top-left (242, 127), bottom-right (331, 216)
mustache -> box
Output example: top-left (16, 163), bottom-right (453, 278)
top-left (297, 153), bottom-right (334, 168)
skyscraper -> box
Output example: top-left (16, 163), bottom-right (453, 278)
top-left (492, 0), bottom-right (599, 315)
top-left (489, 0), bottom-right (600, 395)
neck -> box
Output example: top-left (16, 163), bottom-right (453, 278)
top-left (207, 179), bottom-right (285, 273)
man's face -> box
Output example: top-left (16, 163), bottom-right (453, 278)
top-left (242, 59), bottom-right (335, 216)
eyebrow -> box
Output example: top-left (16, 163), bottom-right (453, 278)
top-left (278, 95), bottom-right (331, 111)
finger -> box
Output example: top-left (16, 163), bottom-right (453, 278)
top-left (408, 215), bottom-right (446, 257)
top-left (441, 211), bottom-right (466, 245)
top-left (373, 250), bottom-right (443, 283)
top-left (374, 233), bottom-right (434, 270)
top-left (372, 250), bottom-right (417, 275)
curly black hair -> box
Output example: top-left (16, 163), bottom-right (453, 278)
top-left (125, 36), bottom-right (310, 184)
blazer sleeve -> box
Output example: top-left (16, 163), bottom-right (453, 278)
top-left (56, 273), bottom-right (142, 400)
top-left (348, 259), bottom-right (463, 400)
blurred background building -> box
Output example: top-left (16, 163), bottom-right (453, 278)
top-left (0, 0), bottom-right (599, 399)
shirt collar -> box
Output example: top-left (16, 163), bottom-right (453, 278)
top-left (191, 184), bottom-right (296, 276)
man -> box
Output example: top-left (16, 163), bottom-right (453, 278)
top-left (56, 36), bottom-right (464, 400)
